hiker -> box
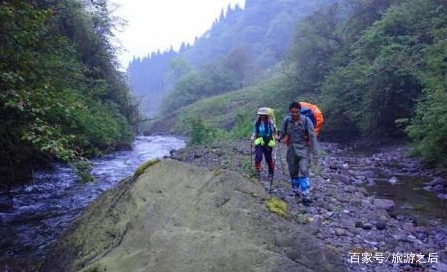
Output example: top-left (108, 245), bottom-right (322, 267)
top-left (250, 107), bottom-right (276, 178)
top-left (276, 101), bottom-right (319, 203)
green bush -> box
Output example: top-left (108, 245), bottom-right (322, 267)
top-left (229, 111), bottom-right (254, 140)
top-left (187, 117), bottom-right (218, 145)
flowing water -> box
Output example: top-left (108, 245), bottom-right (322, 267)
top-left (0, 135), bottom-right (185, 269)
top-left (335, 142), bottom-right (447, 226)
top-left (367, 175), bottom-right (447, 225)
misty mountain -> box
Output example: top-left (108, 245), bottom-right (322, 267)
top-left (127, 0), bottom-right (336, 116)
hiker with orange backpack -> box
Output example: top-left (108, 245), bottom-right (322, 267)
top-left (276, 101), bottom-right (319, 204)
top-left (250, 107), bottom-right (276, 179)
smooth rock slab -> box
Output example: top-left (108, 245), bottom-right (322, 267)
top-left (39, 159), bottom-right (345, 272)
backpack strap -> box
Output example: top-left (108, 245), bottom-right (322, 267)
top-left (284, 116), bottom-right (290, 134)
top-left (304, 114), bottom-right (308, 130)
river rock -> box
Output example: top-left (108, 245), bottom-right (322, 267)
top-left (375, 221), bottom-right (386, 230)
top-left (428, 177), bottom-right (446, 187)
top-left (332, 174), bottom-right (351, 185)
top-left (373, 198), bottom-right (395, 211)
top-left (432, 261), bottom-right (447, 272)
top-left (168, 140), bottom-right (447, 272)
top-left (39, 159), bottom-right (345, 272)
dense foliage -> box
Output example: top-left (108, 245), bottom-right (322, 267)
top-left (142, 0), bottom-right (446, 168)
top-left (286, 0), bottom-right (447, 166)
top-left (0, 1), bottom-right (139, 187)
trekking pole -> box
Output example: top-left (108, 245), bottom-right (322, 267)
top-left (269, 146), bottom-right (276, 193)
top-left (311, 153), bottom-right (323, 177)
top-left (250, 141), bottom-right (253, 168)
top-left (277, 143), bottom-right (285, 174)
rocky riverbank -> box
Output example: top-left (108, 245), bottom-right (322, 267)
top-left (170, 139), bottom-right (447, 272)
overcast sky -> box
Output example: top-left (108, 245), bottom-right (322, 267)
top-left (110, 0), bottom-right (245, 69)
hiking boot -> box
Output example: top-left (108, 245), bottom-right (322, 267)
top-left (290, 188), bottom-right (300, 197)
top-left (299, 177), bottom-right (310, 192)
top-left (255, 170), bottom-right (261, 180)
top-left (301, 193), bottom-right (312, 206)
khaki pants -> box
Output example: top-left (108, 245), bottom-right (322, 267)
top-left (286, 147), bottom-right (310, 178)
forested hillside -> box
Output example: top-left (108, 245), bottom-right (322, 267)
top-left (143, 0), bottom-right (446, 168)
top-left (0, 1), bottom-right (139, 187)
top-left (293, 0), bottom-right (447, 166)
top-left (127, 0), bottom-right (336, 116)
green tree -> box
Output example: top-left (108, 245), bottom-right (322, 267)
top-left (285, 3), bottom-right (345, 94)
top-left (321, 0), bottom-right (445, 140)
top-left (224, 48), bottom-right (250, 88)
top-left (160, 71), bottom-right (204, 114)
top-left (406, 5), bottom-right (447, 166)
top-left (0, 1), bottom-right (139, 187)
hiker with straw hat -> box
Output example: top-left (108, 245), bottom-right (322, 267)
top-left (250, 107), bottom-right (276, 180)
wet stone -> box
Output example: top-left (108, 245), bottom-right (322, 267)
top-left (362, 222), bottom-right (373, 230)
top-left (376, 221), bottom-right (386, 230)
top-left (373, 198), bottom-right (395, 211)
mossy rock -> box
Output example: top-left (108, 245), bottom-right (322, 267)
top-left (133, 158), bottom-right (160, 176)
top-left (265, 197), bottom-right (287, 217)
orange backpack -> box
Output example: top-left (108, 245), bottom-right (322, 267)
top-left (282, 102), bottom-right (324, 144)
top-left (299, 101), bottom-right (324, 137)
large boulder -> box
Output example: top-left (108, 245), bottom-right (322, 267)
top-left (39, 159), bottom-right (346, 272)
